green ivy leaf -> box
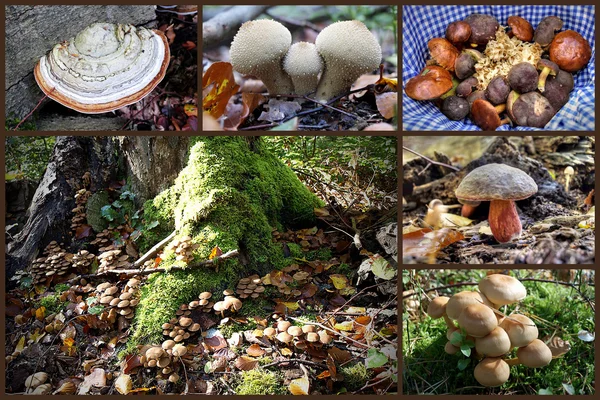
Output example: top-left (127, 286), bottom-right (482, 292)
top-left (120, 190), bottom-right (135, 201)
top-left (101, 205), bottom-right (117, 221)
top-left (562, 383), bottom-right (575, 395)
top-left (365, 348), bottom-right (388, 369)
top-left (460, 345), bottom-right (471, 357)
top-left (88, 305), bottom-right (104, 315)
top-left (457, 358), bottom-right (470, 370)
top-left (112, 200), bottom-right (123, 209)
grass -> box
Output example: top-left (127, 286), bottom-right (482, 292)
top-left (403, 269), bottom-right (595, 395)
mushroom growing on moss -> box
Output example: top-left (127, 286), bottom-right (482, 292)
top-left (479, 274), bottom-right (527, 307)
top-left (230, 19), bottom-right (295, 95)
top-left (283, 42), bottom-right (323, 95)
top-left (455, 164), bottom-right (538, 243)
top-left (474, 357), bottom-right (510, 387)
top-left (427, 296), bottom-right (455, 328)
top-left (315, 20), bottom-right (382, 101)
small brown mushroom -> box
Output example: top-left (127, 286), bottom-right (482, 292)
top-left (428, 38), bottom-right (460, 71)
top-left (277, 320), bottom-right (292, 332)
top-left (446, 21), bottom-right (471, 45)
top-left (287, 326), bottom-right (303, 337)
top-left (470, 99), bottom-right (511, 131)
top-left (276, 331), bottom-right (293, 344)
top-left (264, 327), bottom-right (277, 338)
top-left (507, 16), bottom-right (533, 41)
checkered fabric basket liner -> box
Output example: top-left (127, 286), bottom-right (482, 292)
top-left (402, 5), bottom-right (595, 131)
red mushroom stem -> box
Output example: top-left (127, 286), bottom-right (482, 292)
top-left (461, 204), bottom-right (478, 218)
top-left (488, 200), bottom-right (522, 243)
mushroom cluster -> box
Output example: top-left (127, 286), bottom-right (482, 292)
top-left (236, 275), bottom-right (266, 299)
top-left (230, 19), bottom-right (381, 101)
top-left (165, 236), bottom-right (196, 264)
top-left (427, 274), bottom-right (552, 387)
top-left (97, 247), bottom-right (131, 274)
top-left (71, 173), bottom-right (92, 233)
top-left (25, 372), bottom-right (51, 394)
top-left (71, 250), bottom-right (96, 274)
top-left (90, 229), bottom-right (121, 251)
top-left (29, 241), bottom-right (71, 284)
top-left (95, 278), bottom-right (140, 321)
top-left (455, 163), bottom-right (538, 243)
top-left (162, 309), bottom-right (202, 342)
top-left (140, 342), bottom-right (183, 383)
top-left (213, 290), bottom-right (243, 316)
top-left (405, 13), bottom-right (591, 130)
top-left (264, 320), bottom-right (332, 348)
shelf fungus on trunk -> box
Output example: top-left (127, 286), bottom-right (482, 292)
top-left (34, 23), bottom-right (170, 114)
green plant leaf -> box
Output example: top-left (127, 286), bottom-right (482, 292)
top-left (101, 205), bottom-right (117, 221)
top-left (457, 358), bottom-right (470, 370)
top-left (538, 388), bottom-right (553, 395)
top-left (460, 345), bottom-right (471, 357)
top-left (463, 339), bottom-right (475, 347)
top-left (112, 200), bottom-right (123, 209)
top-left (449, 331), bottom-right (463, 346)
top-left (146, 220), bottom-right (159, 230)
top-left (365, 348), bottom-right (388, 369)
top-left (562, 383), bottom-right (575, 395)
top-left (371, 256), bottom-right (396, 280)
top-left (88, 305), bottom-right (104, 315)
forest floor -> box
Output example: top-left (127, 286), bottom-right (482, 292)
top-left (402, 136), bottom-right (595, 264)
top-left (5, 137), bottom-right (398, 395)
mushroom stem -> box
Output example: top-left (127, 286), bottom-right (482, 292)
top-left (537, 67), bottom-right (552, 92)
top-left (495, 104), bottom-right (506, 113)
top-left (461, 203), bottom-right (478, 218)
top-left (443, 315), bottom-right (456, 328)
top-left (488, 199), bottom-right (522, 243)
top-left (504, 357), bottom-right (520, 366)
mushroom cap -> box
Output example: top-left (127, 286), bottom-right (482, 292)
top-left (446, 291), bottom-right (492, 320)
top-left (441, 96), bottom-right (469, 120)
top-left (34, 23), bottom-right (169, 114)
top-left (507, 16), bottom-right (533, 42)
top-left (534, 16), bottom-right (563, 47)
top-left (470, 99), bottom-right (503, 131)
top-left (172, 344), bottom-right (187, 357)
top-left (146, 346), bottom-right (166, 360)
top-left (162, 340), bottom-right (176, 350)
top-left (457, 303), bottom-right (498, 338)
top-left (464, 14), bottom-right (500, 45)
top-left (508, 62), bottom-right (539, 94)
top-left (287, 326), bottom-right (303, 337)
top-left (428, 38), bottom-right (460, 71)
top-left (447, 326), bottom-right (460, 341)
top-left (537, 59), bottom-right (559, 75)
top-left (306, 332), bottom-right (319, 342)
top-left (405, 66), bottom-right (453, 101)
top-left (444, 341), bottom-right (460, 354)
top-left (456, 77), bottom-right (478, 97)
top-left (315, 20), bottom-right (382, 100)
top-left (479, 274), bottom-right (527, 306)
top-left (455, 163), bottom-right (538, 203)
top-left (516, 339), bottom-right (552, 367)
top-left (283, 42), bottom-right (324, 95)
top-left (467, 90), bottom-right (487, 108)
top-left (427, 296), bottom-right (450, 319)
top-left (454, 52), bottom-right (477, 80)
top-left (264, 327), bottom-right (277, 337)
top-left (213, 301), bottom-right (227, 312)
top-left (199, 292), bottom-right (212, 300)
top-left (446, 21), bottom-right (471, 44)
top-left (511, 91), bottom-right (555, 128)
top-left (276, 331), bottom-right (293, 343)
top-left (229, 19), bottom-right (291, 76)
top-left (474, 358), bottom-right (510, 387)
top-left (485, 76), bottom-right (510, 106)
top-left (543, 69), bottom-right (574, 111)
top-left (277, 320), bottom-right (292, 332)
top-left (499, 314), bottom-right (538, 348)
top-left (549, 30), bottom-right (592, 73)
top-left (475, 327), bottom-right (511, 357)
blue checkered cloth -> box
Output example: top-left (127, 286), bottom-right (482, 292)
top-left (402, 5), bottom-right (595, 131)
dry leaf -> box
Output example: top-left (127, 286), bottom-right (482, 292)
top-left (235, 355), bottom-right (258, 371)
top-left (246, 344), bottom-right (265, 357)
top-left (202, 62), bottom-right (240, 118)
top-left (78, 368), bottom-right (106, 395)
top-left (441, 213), bottom-right (473, 227)
top-left (375, 92), bottom-right (397, 119)
top-left (289, 375), bottom-right (310, 395)
top-left (209, 246), bottom-right (223, 260)
top-left (115, 374), bottom-right (132, 395)
top-left (402, 228), bottom-right (465, 258)
top-left (543, 335), bottom-right (572, 357)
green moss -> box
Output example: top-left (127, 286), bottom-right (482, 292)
top-left (286, 243), bottom-right (304, 258)
top-left (38, 294), bottom-right (66, 314)
top-left (332, 263), bottom-right (354, 277)
top-left (341, 362), bottom-right (372, 391)
top-left (305, 248), bottom-right (332, 261)
top-left (86, 191), bottom-right (110, 232)
top-left (235, 369), bottom-right (286, 395)
top-left (54, 283), bottom-right (70, 293)
top-left (130, 137), bottom-right (322, 350)
top-left (239, 298), bottom-right (272, 319)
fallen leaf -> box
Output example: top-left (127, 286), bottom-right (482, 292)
top-left (289, 375), bottom-right (310, 395)
top-left (371, 256), bottom-right (396, 280)
top-left (375, 92), bottom-right (398, 119)
top-left (78, 368), bottom-right (106, 395)
top-left (441, 213), bottom-right (473, 227)
top-left (281, 347), bottom-right (294, 357)
top-left (209, 246), bottom-right (222, 260)
top-left (202, 62), bottom-right (240, 118)
top-left (314, 207), bottom-right (330, 217)
top-left (35, 307), bottom-right (46, 321)
top-left (75, 225), bottom-right (93, 239)
top-left (115, 374), bottom-right (132, 395)
top-left (235, 355), bottom-right (258, 371)
top-left (365, 348), bottom-right (388, 369)
top-left (327, 347), bottom-right (352, 364)
top-left (246, 344), bottom-right (265, 357)
top-left (402, 228), bottom-right (464, 258)
top-left (329, 274), bottom-right (349, 290)
top-left (334, 321), bottom-right (353, 331)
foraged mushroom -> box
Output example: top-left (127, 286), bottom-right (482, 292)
top-left (315, 20), bottom-right (382, 101)
top-left (479, 274), bottom-right (527, 306)
top-left (543, 69), bottom-right (574, 112)
top-left (536, 60), bottom-right (559, 92)
top-left (485, 76), bottom-right (510, 105)
top-left (283, 42), bottom-right (323, 95)
top-left (229, 19), bottom-right (294, 95)
top-left (549, 30), bottom-right (592, 73)
top-left (456, 76), bottom-right (479, 97)
top-left (455, 164), bottom-right (538, 243)
top-left (428, 38), bottom-right (460, 71)
top-left (507, 16), bottom-right (533, 42)
top-left (464, 14), bottom-right (499, 46)
top-left (405, 66), bottom-right (453, 101)
top-left (441, 96), bottom-right (469, 121)
top-left (470, 99), bottom-right (511, 131)
top-left (507, 62), bottom-right (538, 94)
top-left (534, 16), bottom-right (563, 48)
top-left (474, 357), bottom-right (510, 387)
top-left (454, 49), bottom-right (483, 80)
top-left (445, 341), bottom-right (460, 354)
top-left (34, 23), bottom-right (169, 114)
top-left (446, 21), bottom-right (471, 45)
top-left (510, 92), bottom-right (556, 128)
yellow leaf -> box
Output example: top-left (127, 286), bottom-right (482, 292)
top-left (314, 207), bottom-right (330, 217)
top-left (346, 307), bottom-right (366, 314)
top-left (35, 307), bottom-right (46, 321)
top-left (15, 336), bottom-right (26, 353)
top-left (261, 274), bottom-right (272, 285)
top-left (329, 274), bottom-right (348, 290)
top-left (289, 375), bottom-right (310, 395)
top-left (63, 337), bottom-right (75, 347)
top-left (479, 225), bottom-right (493, 236)
top-left (440, 213), bottom-right (473, 227)
top-left (334, 321), bottom-right (354, 331)
top-left (253, 329), bottom-right (264, 337)
top-left (281, 301), bottom-right (300, 311)
top-left (30, 329), bottom-right (45, 343)
top-left (115, 374), bottom-right (132, 395)
top-left (281, 347), bottom-right (294, 357)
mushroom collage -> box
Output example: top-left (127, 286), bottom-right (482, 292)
top-left (403, 6), bottom-right (594, 130)
top-left (404, 270), bottom-right (596, 394)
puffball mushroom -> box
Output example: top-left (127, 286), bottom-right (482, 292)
top-left (474, 358), bottom-right (510, 387)
top-left (458, 303), bottom-right (498, 338)
top-left (283, 42), bottom-right (324, 95)
top-left (315, 20), bottom-right (382, 101)
top-left (499, 314), bottom-right (538, 348)
top-left (427, 296), bottom-right (455, 328)
top-left (479, 274), bottom-right (527, 307)
top-left (455, 164), bottom-right (538, 243)
top-left (230, 19), bottom-right (295, 95)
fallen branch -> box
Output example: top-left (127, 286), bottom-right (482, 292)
top-left (262, 358), bottom-right (328, 370)
top-left (133, 230), bottom-right (177, 267)
top-left (203, 6), bottom-right (270, 48)
top-left (402, 146), bottom-right (460, 172)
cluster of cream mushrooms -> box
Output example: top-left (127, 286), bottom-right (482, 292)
top-left (229, 19), bottom-right (382, 101)
top-left (427, 274), bottom-right (553, 387)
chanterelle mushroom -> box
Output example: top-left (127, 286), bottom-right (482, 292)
top-left (283, 42), bottom-right (323, 95)
top-left (34, 23), bottom-right (169, 114)
top-left (315, 20), bottom-right (382, 101)
top-left (229, 19), bottom-right (295, 95)
top-left (455, 164), bottom-right (538, 243)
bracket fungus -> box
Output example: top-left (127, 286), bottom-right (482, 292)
top-left (230, 19), bottom-right (295, 95)
top-left (34, 23), bottom-right (169, 114)
top-left (455, 164), bottom-right (538, 243)
top-left (315, 20), bottom-right (382, 101)
top-left (283, 42), bottom-right (324, 95)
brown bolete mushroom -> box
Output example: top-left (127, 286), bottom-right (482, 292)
top-left (454, 49), bottom-right (483, 80)
top-left (34, 23), bottom-right (170, 114)
top-left (441, 96), bottom-right (469, 121)
top-left (510, 91), bottom-right (556, 128)
top-left (534, 16), bottom-right (563, 48)
top-left (508, 62), bottom-right (538, 94)
top-left (229, 19), bottom-right (295, 95)
top-left (456, 76), bottom-right (479, 98)
top-left (470, 99), bottom-right (511, 131)
top-left (464, 14), bottom-right (499, 46)
top-left (283, 42), bottom-right (324, 95)
top-left (427, 296), bottom-right (455, 328)
top-left (505, 339), bottom-right (552, 367)
top-left (455, 163), bottom-right (538, 243)
top-left (499, 313), bottom-right (538, 348)
top-left (428, 38), bottom-right (460, 71)
top-left (446, 21), bottom-right (471, 46)
top-left (485, 76), bottom-right (510, 105)
top-left (405, 66), bottom-right (453, 101)
top-left (458, 303), bottom-right (498, 338)
top-left (474, 357), bottom-right (510, 387)
top-left (314, 20), bottom-right (382, 101)
top-left (549, 30), bottom-right (592, 73)
top-left (479, 274), bottom-right (527, 307)
top-left (536, 60), bottom-right (559, 92)
top-left (507, 16), bottom-right (533, 42)
top-left (543, 69), bottom-right (574, 112)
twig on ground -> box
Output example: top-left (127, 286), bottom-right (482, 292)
top-left (402, 146), bottom-right (460, 172)
top-left (134, 230), bottom-right (177, 267)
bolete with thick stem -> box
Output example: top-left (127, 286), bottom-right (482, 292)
top-left (455, 164), bottom-right (538, 243)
